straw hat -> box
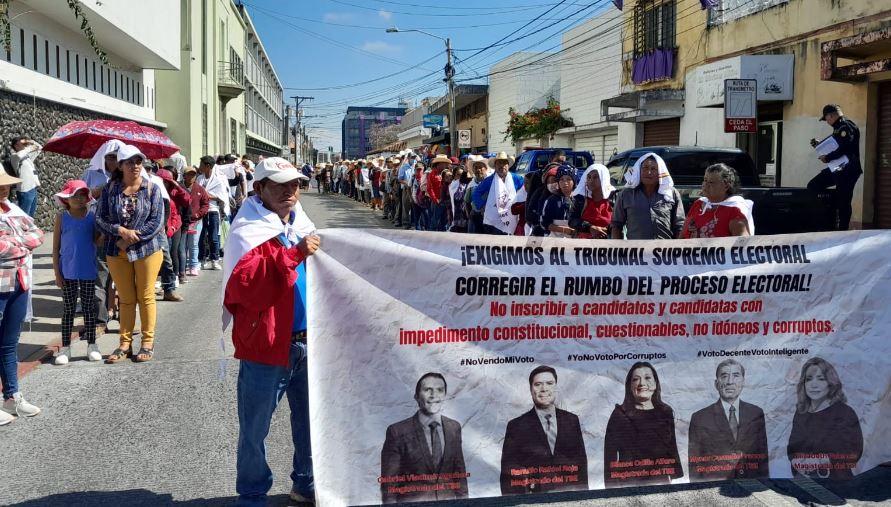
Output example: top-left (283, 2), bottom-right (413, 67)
top-left (0, 171), bottom-right (21, 187)
top-left (429, 154), bottom-right (452, 167)
top-left (488, 151), bottom-right (511, 168)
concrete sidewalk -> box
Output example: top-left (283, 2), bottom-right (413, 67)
top-left (18, 240), bottom-right (185, 376)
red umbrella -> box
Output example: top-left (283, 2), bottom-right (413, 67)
top-left (43, 119), bottom-right (180, 160)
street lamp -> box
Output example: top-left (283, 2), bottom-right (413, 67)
top-left (387, 26), bottom-right (457, 157)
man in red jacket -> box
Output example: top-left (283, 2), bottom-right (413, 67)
top-left (222, 157), bottom-right (320, 506)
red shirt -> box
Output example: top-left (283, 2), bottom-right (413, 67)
top-left (426, 169), bottom-right (443, 205)
top-left (577, 198), bottom-right (612, 239)
top-left (224, 238), bottom-right (305, 367)
top-left (682, 199), bottom-right (746, 238)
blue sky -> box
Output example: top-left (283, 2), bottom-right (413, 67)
top-left (242, 0), bottom-right (612, 151)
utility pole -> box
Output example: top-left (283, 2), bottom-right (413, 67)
top-left (446, 38), bottom-right (457, 158)
top-left (291, 95), bottom-right (313, 165)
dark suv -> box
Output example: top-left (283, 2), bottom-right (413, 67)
top-left (511, 148), bottom-right (595, 175)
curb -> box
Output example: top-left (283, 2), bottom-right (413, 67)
top-left (17, 340), bottom-right (60, 378)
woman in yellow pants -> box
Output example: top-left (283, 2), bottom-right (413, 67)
top-left (95, 145), bottom-right (165, 363)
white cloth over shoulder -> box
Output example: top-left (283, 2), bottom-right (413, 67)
top-left (572, 163), bottom-right (615, 200)
top-left (201, 166), bottom-right (232, 216)
top-left (623, 153), bottom-right (675, 202)
top-left (221, 195), bottom-right (315, 331)
top-left (483, 174), bottom-right (518, 234)
top-left (697, 195), bottom-right (755, 235)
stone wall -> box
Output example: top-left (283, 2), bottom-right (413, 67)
top-left (0, 89), bottom-right (129, 230)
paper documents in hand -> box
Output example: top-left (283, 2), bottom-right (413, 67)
top-left (814, 137), bottom-right (849, 172)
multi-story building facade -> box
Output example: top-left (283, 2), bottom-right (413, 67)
top-left (341, 106), bottom-right (405, 160)
top-left (155, 0), bottom-right (246, 163)
top-left (396, 98), bottom-right (438, 152)
top-left (0, 0), bottom-right (180, 227)
top-left (552, 9), bottom-right (635, 163)
top-left (603, 0), bottom-right (891, 228)
top-left (427, 85), bottom-right (488, 154)
top-left (487, 53), bottom-right (561, 155)
top-left (238, 4), bottom-right (285, 160)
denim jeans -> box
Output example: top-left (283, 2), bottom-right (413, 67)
top-left (0, 279), bottom-right (29, 400)
top-left (199, 211), bottom-right (220, 262)
top-left (187, 221), bottom-right (202, 269)
top-left (236, 341), bottom-right (313, 506)
top-left (16, 188), bottom-right (38, 217)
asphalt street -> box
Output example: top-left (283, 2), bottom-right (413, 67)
top-left (5, 189), bottom-right (891, 507)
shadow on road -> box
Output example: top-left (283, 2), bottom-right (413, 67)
top-left (8, 490), bottom-right (293, 506)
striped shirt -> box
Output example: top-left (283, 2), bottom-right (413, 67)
top-left (95, 177), bottom-right (164, 262)
top-left (0, 206), bottom-right (44, 293)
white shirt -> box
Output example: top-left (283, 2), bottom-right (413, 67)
top-left (11, 142), bottom-right (42, 192)
top-left (720, 398), bottom-right (740, 423)
top-left (417, 411), bottom-right (444, 456)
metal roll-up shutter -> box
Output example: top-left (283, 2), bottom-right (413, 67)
top-left (603, 133), bottom-right (619, 160)
top-left (573, 134), bottom-right (604, 160)
top-left (876, 82), bottom-right (891, 229)
top-left (643, 118), bottom-right (680, 146)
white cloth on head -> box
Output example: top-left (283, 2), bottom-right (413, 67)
top-left (624, 153), bottom-right (675, 202)
top-left (697, 195), bottom-right (755, 235)
top-left (221, 195), bottom-right (316, 331)
top-left (167, 153), bottom-right (188, 182)
top-left (87, 139), bottom-right (125, 173)
top-left (483, 173), bottom-right (518, 234)
top-left (572, 163), bottom-right (615, 200)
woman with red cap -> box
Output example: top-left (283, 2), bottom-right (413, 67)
top-left (51, 180), bottom-right (101, 365)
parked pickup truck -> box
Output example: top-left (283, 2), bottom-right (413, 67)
top-left (606, 146), bottom-right (836, 235)
top-left (511, 148), bottom-right (594, 175)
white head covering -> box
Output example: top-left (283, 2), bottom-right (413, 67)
top-left (87, 139), bottom-right (125, 172)
top-left (572, 163), bottom-right (615, 200)
top-left (624, 152), bottom-right (675, 202)
top-left (221, 195), bottom-right (315, 331)
top-left (696, 195), bottom-right (756, 235)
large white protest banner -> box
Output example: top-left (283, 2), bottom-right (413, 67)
top-left (307, 229), bottom-right (891, 506)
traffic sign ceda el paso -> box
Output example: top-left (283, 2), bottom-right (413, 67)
top-left (724, 79), bottom-right (757, 133)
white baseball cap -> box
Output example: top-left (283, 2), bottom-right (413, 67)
top-left (254, 157), bottom-right (308, 183)
top-left (116, 144), bottom-right (146, 163)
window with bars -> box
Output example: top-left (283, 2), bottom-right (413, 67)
top-left (633, 0), bottom-right (676, 57)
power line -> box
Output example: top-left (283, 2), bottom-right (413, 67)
top-left (283, 51), bottom-right (444, 91)
top-left (325, 0), bottom-right (561, 17)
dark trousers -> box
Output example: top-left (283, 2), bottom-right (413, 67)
top-left (170, 229), bottom-right (184, 275)
top-left (808, 166), bottom-right (862, 230)
top-left (94, 252), bottom-right (109, 326)
top-left (199, 211), bottom-right (221, 262)
top-left (62, 279), bottom-right (96, 346)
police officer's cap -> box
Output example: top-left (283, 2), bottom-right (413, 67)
top-left (819, 104), bottom-right (842, 121)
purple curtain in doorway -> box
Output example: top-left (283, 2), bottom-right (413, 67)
top-left (631, 48), bottom-right (675, 85)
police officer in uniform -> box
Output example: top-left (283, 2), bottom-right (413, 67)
top-left (807, 104), bottom-right (862, 230)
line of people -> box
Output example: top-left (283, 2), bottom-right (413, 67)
top-left (327, 150), bottom-right (755, 240)
top-left (0, 136), bottom-right (261, 425)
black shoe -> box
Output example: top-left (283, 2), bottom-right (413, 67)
top-left (394, 222), bottom-right (403, 227)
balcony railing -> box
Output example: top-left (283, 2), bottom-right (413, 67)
top-left (218, 61), bottom-right (245, 101)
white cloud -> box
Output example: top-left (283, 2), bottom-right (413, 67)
top-left (323, 12), bottom-right (353, 22)
top-left (378, 10), bottom-right (393, 21)
top-left (361, 41), bottom-right (401, 54)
